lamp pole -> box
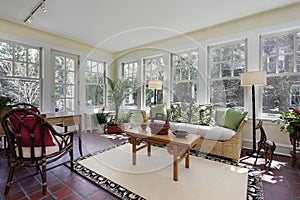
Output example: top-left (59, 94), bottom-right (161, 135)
top-left (251, 84), bottom-right (256, 154)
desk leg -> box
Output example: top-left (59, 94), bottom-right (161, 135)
top-left (64, 124), bottom-right (83, 157)
top-left (78, 124), bottom-right (83, 156)
top-left (147, 143), bottom-right (151, 156)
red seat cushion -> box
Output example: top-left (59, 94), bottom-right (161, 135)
top-left (9, 114), bottom-right (55, 147)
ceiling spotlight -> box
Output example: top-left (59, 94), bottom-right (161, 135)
top-left (41, 2), bottom-right (47, 12)
top-left (26, 15), bottom-right (33, 24)
top-left (23, 0), bottom-right (47, 23)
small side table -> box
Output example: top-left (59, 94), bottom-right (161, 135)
top-left (290, 124), bottom-right (300, 167)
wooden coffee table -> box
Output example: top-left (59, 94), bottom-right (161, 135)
top-left (125, 128), bottom-right (201, 181)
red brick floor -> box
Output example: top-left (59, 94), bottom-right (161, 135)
top-left (0, 132), bottom-right (299, 200)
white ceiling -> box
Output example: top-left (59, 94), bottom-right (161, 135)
top-left (0, 0), bottom-right (299, 53)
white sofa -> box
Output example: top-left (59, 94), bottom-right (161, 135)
top-left (147, 103), bottom-right (248, 163)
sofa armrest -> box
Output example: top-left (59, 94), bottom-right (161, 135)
top-left (236, 118), bottom-right (248, 133)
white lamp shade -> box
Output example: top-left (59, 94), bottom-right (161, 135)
top-left (241, 71), bottom-right (266, 86)
top-left (148, 80), bottom-right (162, 90)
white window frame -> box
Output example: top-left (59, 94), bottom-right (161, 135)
top-left (0, 39), bottom-right (42, 107)
top-left (208, 39), bottom-right (247, 108)
top-left (260, 29), bottom-right (300, 117)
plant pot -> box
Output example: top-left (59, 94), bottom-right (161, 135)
top-left (120, 122), bottom-right (130, 131)
top-left (97, 123), bottom-right (106, 134)
top-left (107, 125), bottom-right (123, 134)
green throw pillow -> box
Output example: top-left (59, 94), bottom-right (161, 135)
top-left (219, 108), bottom-right (248, 131)
top-left (151, 103), bottom-right (167, 119)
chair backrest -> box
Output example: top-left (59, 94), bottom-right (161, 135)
top-left (11, 103), bottom-right (40, 114)
top-left (1, 109), bottom-right (53, 165)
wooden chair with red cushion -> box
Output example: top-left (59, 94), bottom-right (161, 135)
top-left (1, 108), bottom-right (74, 195)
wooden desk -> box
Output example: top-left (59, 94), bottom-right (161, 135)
top-left (0, 112), bottom-right (83, 156)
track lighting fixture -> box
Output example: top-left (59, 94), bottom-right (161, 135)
top-left (24, 0), bottom-right (47, 23)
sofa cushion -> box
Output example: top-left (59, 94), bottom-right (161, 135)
top-left (218, 108), bottom-right (248, 131)
top-left (199, 104), bottom-right (216, 126)
top-left (151, 103), bottom-right (167, 119)
top-left (170, 121), bottom-right (236, 141)
top-left (9, 114), bottom-right (55, 147)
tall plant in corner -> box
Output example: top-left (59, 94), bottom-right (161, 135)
top-left (107, 77), bottom-right (137, 122)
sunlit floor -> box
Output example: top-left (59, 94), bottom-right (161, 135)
top-left (0, 132), bottom-right (299, 200)
top-left (240, 150), bottom-right (300, 200)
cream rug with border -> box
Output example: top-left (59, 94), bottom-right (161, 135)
top-left (77, 143), bottom-right (249, 200)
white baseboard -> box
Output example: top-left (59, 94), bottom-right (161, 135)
top-left (242, 139), bottom-right (292, 157)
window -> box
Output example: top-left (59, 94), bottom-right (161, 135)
top-left (122, 61), bottom-right (138, 107)
top-left (171, 49), bottom-right (199, 103)
top-left (208, 39), bottom-right (247, 107)
top-left (144, 55), bottom-right (166, 106)
top-left (0, 40), bottom-right (41, 106)
top-left (260, 30), bottom-right (300, 114)
top-left (84, 60), bottom-right (106, 107)
top-left (52, 51), bottom-right (78, 112)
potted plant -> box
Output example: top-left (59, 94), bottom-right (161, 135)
top-left (106, 117), bottom-right (122, 134)
top-left (0, 95), bottom-right (17, 119)
top-left (119, 111), bottom-right (133, 131)
top-left (106, 77), bottom-right (137, 122)
top-left (274, 108), bottom-right (300, 135)
top-left (94, 107), bottom-right (109, 133)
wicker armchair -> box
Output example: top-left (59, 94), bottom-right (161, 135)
top-left (1, 108), bottom-right (74, 195)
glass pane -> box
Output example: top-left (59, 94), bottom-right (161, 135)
top-left (297, 32), bottom-right (300, 51)
top-left (14, 45), bottom-right (26, 62)
top-left (262, 56), bottom-right (276, 74)
top-left (210, 79), bottom-right (243, 107)
top-left (182, 67), bottom-right (189, 80)
top-left (233, 61), bottom-right (245, 77)
top-left (86, 85), bottom-right (104, 106)
top-left (262, 37), bottom-right (276, 56)
top-left (66, 58), bottom-right (75, 71)
top-left (85, 72), bottom-right (91, 83)
top-left (28, 48), bottom-right (39, 63)
top-left (0, 42), bottom-right (13, 59)
top-left (278, 34), bottom-right (294, 53)
top-left (297, 52), bottom-right (300, 72)
top-left (66, 71), bottom-right (75, 84)
top-left (28, 63), bottom-right (39, 78)
top-left (56, 99), bottom-right (64, 112)
top-left (0, 60), bottom-right (13, 76)
top-left (209, 47), bottom-right (221, 62)
top-left (55, 85), bottom-right (64, 98)
top-left (263, 75), bottom-right (300, 114)
top-left (210, 63), bottom-right (220, 78)
top-left (233, 42), bottom-right (246, 60)
top-left (173, 82), bottom-right (197, 103)
top-left (221, 63), bottom-right (231, 77)
top-left (55, 70), bottom-right (64, 83)
top-left (66, 85), bottom-right (74, 98)
top-left (65, 99), bottom-right (74, 112)
top-left (14, 62), bottom-right (26, 77)
top-left (278, 54), bottom-right (294, 73)
top-left (18, 80), bottom-right (40, 105)
top-left (91, 61), bottom-right (98, 73)
top-left (55, 56), bottom-right (65, 71)
top-left (221, 46), bottom-right (232, 61)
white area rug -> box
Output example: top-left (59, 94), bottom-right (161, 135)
top-left (76, 143), bottom-right (250, 200)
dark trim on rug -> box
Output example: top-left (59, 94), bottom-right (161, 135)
top-left (66, 141), bottom-right (264, 200)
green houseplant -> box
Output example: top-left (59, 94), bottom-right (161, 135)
top-left (106, 77), bottom-right (137, 122)
top-left (273, 108), bottom-right (300, 135)
top-left (0, 95), bottom-right (17, 119)
top-left (94, 107), bottom-right (109, 133)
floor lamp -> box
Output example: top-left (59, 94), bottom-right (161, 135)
top-left (148, 80), bottom-right (162, 105)
top-left (241, 71), bottom-right (266, 156)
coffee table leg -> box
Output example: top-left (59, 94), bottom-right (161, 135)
top-left (185, 148), bottom-right (190, 168)
top-left (132, 137), bottom-right (137, 165)
top-left (173, 145), bottom-right (178, 181)
top-left (147, 143), bottom-right (151, 156)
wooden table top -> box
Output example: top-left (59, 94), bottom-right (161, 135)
top-left (125, 127), bottom-right (201, 146)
